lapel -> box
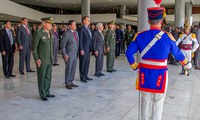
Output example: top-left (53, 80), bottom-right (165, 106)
top-left (3, 28), bottom-right (10, 41)
top-left (21, 25), bottom-right (31, 35)
top-left (83, 26), bottom-right (91, 39)
top-left (21, 25), bottom-right (27, 33)
top-left (98, 30), bottom-right (104, 40)
top-left (69, 30), bottom-right (78, 42)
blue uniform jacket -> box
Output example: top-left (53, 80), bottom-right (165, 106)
top-left (126, 28), bottom-right (188, 93)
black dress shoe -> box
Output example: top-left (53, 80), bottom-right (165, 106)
top-left (85, 76), bottom-right (93, 80)
top-left (41, 97), bottom-right (48, 101)
top-left (107, 70), bottom-right (113, 73)
top-left (80, 78), bottom-right (87, 83)
top-left (179, 72), bottom-right (184, 75)
top-left (66, 84), bottom-right (73, 89)
top-left (5, 75), bottom-right (10, 78)
top-left (27, 70), bottom-right (35, 72)
top-left (9, 74), bottom-right (16, 77)
top-left (47, 94), bottom-right (56, 98)
top-left (20, 72), bottom-right (25, 75)
top-left (71, 83), bottom-right (79, 87)
top-left (112, 69), bottom-right (117, 72)
top-left (53, 63), bottom-right (59, 66)
top-left (94, 73), bottom-right (101, 77)
top-left (99, 73), bottom-right (105, 76)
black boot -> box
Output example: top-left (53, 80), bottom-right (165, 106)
top-left (179, 66), bottom-right (185, 75)
top-left (186, 69), bottom-right (190, 76)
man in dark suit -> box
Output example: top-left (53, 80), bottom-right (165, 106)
top-left (52, 24), bottom-right (59, 66)
top-left (61, 20), bottom-right (79, 89)
top-left (115, 24), bottom-right (123, 58)
top-left (93, 23), bottom-right (105, 77)
top-left (0, 21), bottom-right (16, 78)
top-left (78, 16), bottom-right (93, 82)
top-left (17, 17), bottom-right (35, 75)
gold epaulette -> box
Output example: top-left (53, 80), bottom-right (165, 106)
top-left (132, 32), bottom-right (139, 41)
top-left (179, 34), bottom-right (183, 37)
top-left (166, 32), bottom-right (176, 41)
top-left (191, 33), bottom-right (196, 39)
top-left (132, 31), bottom-right (145, 41)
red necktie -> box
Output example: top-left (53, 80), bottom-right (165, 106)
top-left (73, 32), bottom-right (78, 43)
top-left (25, 27), bottom-right (30, 34)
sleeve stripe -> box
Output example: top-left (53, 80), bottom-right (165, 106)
top-left (180, 58), bottom-right (189, 66)
top-left (130, 62), bottom-right (138, 70)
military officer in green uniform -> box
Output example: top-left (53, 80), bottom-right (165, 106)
top-left (105, 21), bottom-right (117, 73)
top-left (32, 17), bottom-right (55, 101)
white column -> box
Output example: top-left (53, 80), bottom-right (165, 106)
top-left (137, 0), bottom-right (156, 31)
top-left (185, 2), bottom-right (192, 19)
top-left (81, 0), bottom-right (90, 17)
top-left (175, 0), bottom-right (185, 27)
top-left (137, 0), bottom-right (156, 63)
top-left (120, 5), bottom-right (126, 18)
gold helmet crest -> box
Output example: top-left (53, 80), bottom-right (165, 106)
top-left (184, 18), bottom-right (191, 30)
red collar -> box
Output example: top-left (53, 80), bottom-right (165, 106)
top-left (150, 26), bottom-right (161, 30)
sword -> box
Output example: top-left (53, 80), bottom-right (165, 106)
top-left (138, 91), bottom-right (141, 120)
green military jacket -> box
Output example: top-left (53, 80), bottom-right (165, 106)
top-left (105, 29), bottom-right (116, 50)
top-left (125, 30), bottom-right (135, 45)
top-left (32, 28), bottom-right (53, 65)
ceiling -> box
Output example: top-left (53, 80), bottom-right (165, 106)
top-left (0, 13), bottom-right (37, 22)
top-left (10, 0), bottom-right (176, 13)
top-left (193, 0), bottom-right (200, 5)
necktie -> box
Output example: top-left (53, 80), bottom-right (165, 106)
top-left (87, 27), bottom-right (92, 38)
top-left (73, 32), bottom-right (78, 43)
top-left (25, 26), bottom-right (30, 34)
top-left (54, 32), bottom-right (58, 39)
top-left (8, 30), bottom-right (13, 46)
top-left (100, 31), bottom-right (104, 40)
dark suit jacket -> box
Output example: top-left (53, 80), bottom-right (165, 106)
top-left (17, 25), bottom-right (32, 49)
top-left (78, 25), bottom-right (92, 53)
top-left (92, 30), bottom-right (104, 54)
top-left (115, 29), bottom-right (123, 42)
top-left (0, 28), bottom-right (15, 53)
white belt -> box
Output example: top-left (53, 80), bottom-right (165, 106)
top-left (140, 59), bottom-right (167, 66)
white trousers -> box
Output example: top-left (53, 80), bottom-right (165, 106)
top-left (141, 91), bottom-right (166, 120)
top-left (140, 72), bottom-right (168, 120)
top-left (181, 50), bottom-right (192, 62)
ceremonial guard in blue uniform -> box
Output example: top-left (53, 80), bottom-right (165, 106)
top-left (126, 1), bottom-right (191, 120)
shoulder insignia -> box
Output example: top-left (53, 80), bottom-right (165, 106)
top-left (132, 33), bottom-right (139, 41)
top-left (132, 31), bottom-right (145, 41)
top-left (179, 34), bottom-right (183, 37)
top-left (166, 32), bottom-right (176, 41)
top-left (191, 33), bottom-right (196, 39)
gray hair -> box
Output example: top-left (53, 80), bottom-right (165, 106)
top-left (96, 23), bottom-right (103, 29)
top-left (42, 21), bottom-right (46, 26)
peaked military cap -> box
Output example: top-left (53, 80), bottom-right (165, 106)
top-left (41, 17), bottom-right (54, 24)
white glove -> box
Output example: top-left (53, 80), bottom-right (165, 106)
top-left (184, 63), bottom-right (192, 69)
top-left (191, 50), bottom-right (195, 53)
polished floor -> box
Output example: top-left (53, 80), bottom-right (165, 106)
top-left (0, 53), bottom-right (199, 120)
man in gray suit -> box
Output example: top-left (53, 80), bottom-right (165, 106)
top-left (52, 24), bottom-right (59, 66)
top-left (17, 17), bottom-right (35, 75)
top-left (93, 23), bottom-right (105, 77)
top-left (195, 23), bottom-right (200, 70)
top-left (61, 20), bottom-right (79, 89)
